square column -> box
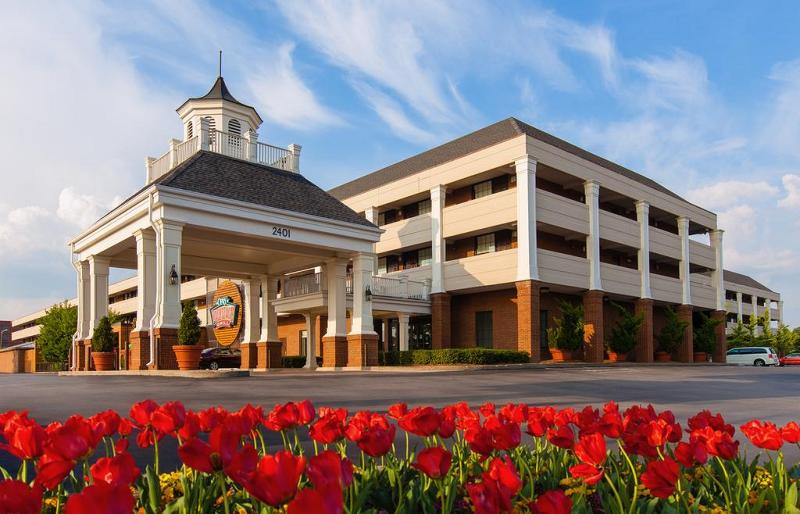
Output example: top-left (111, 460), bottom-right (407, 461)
top-left (73, 260), bottom-right (90, 370)
top-left (515, 280), bottom-right (541, 362)
top-left (711, 310), bottom-right (727, 363)
top-left (347, 253), bottom-right (378, 367)
top-left (676, 304), bottom-right (694, 363)
top-left (431, 292), bottom-right (451, 349)
top-left (736, 292), bottom-right (743, 322)
top-left (515, 156), bottom-right (539, 281)
top-left (322, 258), bottom-right (348, 367)
top-left (430, 185), bottom-right (447, 294)
top-left (240, 278), bottom-right (260, 369)
top-left (634, 299), bottom-right (654, 362)
top-left (636, 201), bottom-right (651, 299)
top-left (87, 255), bottom-right (110, 339)
top-left (677, 217), bottom-right (691, 306)
top-left (397, 313), bottom-right (410, 352)
top-left (152, 220), bottom-right (183, 369)
top-left (584, 181), bottom-right (602, 291)
top-left (257, 276), bottom-right (282, 369)
top-left (710, 229), bottom-right (725, 311)
top-left (365, 207), bottom-right (380, 273)
top-left (133, 230), bottom-right (156, 332)
top-left (752, 295), bottom-right (759, 320)
top-left (778, 300), bottom-right (784, 324)
top-left (303, 313), bottom-right (317, 369)
top-left (583, 290), bottom-right (605, 362)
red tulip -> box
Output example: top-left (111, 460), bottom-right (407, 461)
top-left (465, 425), bottom-right (494, 456)
top-left (498, 403), bottom-right (528, 424)
top-left (198, 406), bottom-right (229, 432)
top-left (688, 409), bottom-right (734, 436)
top-left (641, 457), bottom-right (680, 499)
top-left (781, 421), bottom-right (800, 444)
top-left (674, 441), bottom-right (708, 468)
top-left (0, 421), bottom-right (46, 460)
top-left (454, 402), bottom-right (480, 430)
top-left (575, 406), bottom-right (601, 435)
top-left (479, 402), bottom-right (496, 417)
top-left (546, 425), bottom-right (574, 450)
top-left (307, 450), bottom-right (353, 490)
top-left (467, 457), bottom-right (521, 514)
top-left (265, 402), bottom-right (302, 431)
top-left (484, 415), bottom-right (521, 451)
top-left (150, 401), bottom-right (186, 436)
top-left (309, 408), bottom-right (347, 444)
top-left (244, 450), bottom-right (305, 506)
top-left (530, 489), bottom-right (573, 514)
top-left (178, 425), bottom-right (257, 483)
top-left (413, 447), bottom-right (452, 479)
top-left (574, 432), bottom-right (606, 466)
top-left (486, 456), bottom-right (522, 506)
top-left (569, 462), bottom-right (604, 485)
top-left (34, 451), bottom-right (75, 490)
top-left (236, 404), bottom-right (265, 432)
top-left (526, 407), bottom-right (555, 437)
top-left (388, 402), bottom-right (408, 420)
top-left (467, 480), bottom-right (502, 514)
top-left (129, 399), bottom-right (159, 427)
top-left (64, 482), bottom-right (134, 514)
top-left (287, 486), bottom-right (344, 514)
top-left (297, 400), bottom-right (316, 425)
top-left (88, 410), bottom-right (121, 438)
top-left (179, 411), bottom-right (201, 441)
top-left (0, 479), bottom-right (42, 514)
top-left (741, 420), bottom-right (783, 451)
top-left (90, 452), bottom-right (141, 487)
top-left (398, 406), bottom-right (441, 437)
top-left (346, 412), bottom-right (395, 457)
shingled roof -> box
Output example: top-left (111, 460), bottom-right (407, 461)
top-left (329, 117), bottom-right (688, 203)
top-left (155, 151), bottom-right (376, 228)
top-left (722, 270), bottom-right (776, 294)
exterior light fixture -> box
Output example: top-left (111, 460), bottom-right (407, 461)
top-left (169, 265), bottom-right (179, 286)
top-left (365, 286), bottom-right (373, 302)
top-left (540, 287), bottom-right (550, 294)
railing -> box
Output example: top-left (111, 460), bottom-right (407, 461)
top-left (282, 273), bottom-right (325, 298)
top-left (175, 136), bottom-right (199, 163)
top-left (282, 272), bottom-right (430, 301)
top-left (149, 151), bottom-right (171, 181)
top-left (210, 130), bottom-right (247, 160)
top-left (256, 142), bottom-right (292, 170)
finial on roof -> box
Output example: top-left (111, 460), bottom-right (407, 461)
top-left (218, 50), bottom-right (222, 78)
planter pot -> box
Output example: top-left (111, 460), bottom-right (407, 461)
top-left (549, 349), bottom-right (574, 362)
top-left (91, 352), bottom-right (115, 371)
top-left (173, 345), bottom-right (202, 371)
top-left (655, 351), bottom-right (672, 362)
top-left (693, 352), bottom-right (708, 363)
top-left (607, 351), bottom-right (628, 363)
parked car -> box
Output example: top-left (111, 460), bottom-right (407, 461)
top-left (199, 347), bottom-right (241, 370)
top-left (725, 347), bottom-right (779, 366)
top-left (779, 353), bottom-right (800, 366)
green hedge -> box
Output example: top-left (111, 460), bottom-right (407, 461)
top-left (380, 348), bottom-right (530, 366)
top-left (282, 356), bottom-right (322, 368)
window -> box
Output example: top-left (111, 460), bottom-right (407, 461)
top-left (377, 257), bottom-right (387, 275)
top-left (475, 311), bottom-right (493, 348)
top-left (299, 330), bottom-right (308, 357)
top-left (418, 247), bottom-right (432, 266)
top-left (186, 121), bottom-right (193, 139)
top-left (472, 180), bottom-right (492, 199)
top-left (205, 116), bottom-right (216, 144)
top-left (228, 119), bottom-right (242, 136)
top-left (418, 199), bottom-right (431, 215)
top-left (476, 234), bottom-right (495, 255)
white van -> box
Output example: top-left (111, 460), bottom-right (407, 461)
top-left (725, 347), bottom-right (779, 366)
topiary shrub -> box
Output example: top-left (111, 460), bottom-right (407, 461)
top-left (547, 300), bottom-right (584, 351)
top-left (657, 307), bottom-right (688, 354)
top-left (694, 312), bottom-right (722, 354)
top-left (380, 348), bottom-right (530, 366)
top-left (91, 316), bottom-right (114, 353)
top-left (178, 302), bottom-right (202, 346)
top-left (606, 302), bottom-right (643, 355)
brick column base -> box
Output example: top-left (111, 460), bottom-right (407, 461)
top-left (346, 333), bottom-right (379, 367)
top-left (256, 341), bottom-right (284, 369)
top-left (711, 310), bottom-right (727, 363)
top-left (634, 299), bottom-right (654, 363)
top-left (582, 290), bottom-right (605, 362)
top-left (152, 328), bottom-right (179, 370)
top-left (82, 340), bottom-right (93, 371)
top-left (76, 340), bottom-right (87, 371)
top-left (322, 336), bottom-right (348, 367)
top-left (240, 343), bottom-right (258, 369)
top-left (676, 305), bottom-right (694, 363)
top-left (515, 280), bottom-right (541, 362)
top-left (128, 331), bottom-right (150, 370)
top-left (431, 293), bottom-right (451, 349)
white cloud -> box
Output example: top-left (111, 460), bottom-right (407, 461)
top-left (352, 82), bottom-right (436, 145)
top-left (686, 181), bottom-right (779, 211)
top-left (628, 51), bottom-right (709, 111)
top-left (0, 206), bottom-right (62, 257)
top-left (761, 59), bottom-right (800, 158)
top-left (779, 174), bottom-right (800, 208)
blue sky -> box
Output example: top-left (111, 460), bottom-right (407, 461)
top-left (1, 1), bottom-right (799, 324)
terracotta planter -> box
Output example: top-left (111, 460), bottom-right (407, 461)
top-left (655, 351), bottom-right (672, 362)
top-left (91, 352), bottom-right (115, 371)
top-left (549, 349), bottom-right (574, 362)
top-left (173, 345), bottom-right (202, 371)
top-left (607, 351), bottom-right (628, 363)
top-left (693, 352), bottom-right (708, 363)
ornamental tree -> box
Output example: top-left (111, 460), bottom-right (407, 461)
top-left (91, 316), bottom-right (115, 353)
top-left (37, 301), bottom-right (77, 364)
top-left (606, 302), bottom-right (643, 355)
top-left (178, 302), bottom-right (201, 345)
top-left (547, 301), bottom-right (584, 351)
top-left (656, 307), bottom-right (688, 355)
top-left (693, 312), bottom-right (722, 354)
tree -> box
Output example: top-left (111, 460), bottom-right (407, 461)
top-left (37, 302), bottom-right (77, 364)
top-left (91, 316), bottom-right (114, 353)
top-left (727, 321), bottom-right (751, 348)
top-left (178, 302), bottom-right (202, 345)
top-left (694, 312), bottom-right (723, 354)
top-left (606, 302), bottom-right (643, 355)
top-left (772, 324), bottom-right (798, 357)
top-left (656, 307), bottom-right (688, 355)
top-left (546, 300), bottom-right (584, 351)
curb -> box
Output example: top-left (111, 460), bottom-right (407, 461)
top-left (58, 370), bottom-right (250, 379)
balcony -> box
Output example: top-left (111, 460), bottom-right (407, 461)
top-left (443, 188), bottom-right (516, 238)
top-left (376, 214), bottom-right (431, 254)
top-left (689, 240), bottom-right (716, 269)
top-left (537, 248), bottom-right (589, 289)
top-left (650, 274), bottom-right (682, 304)
top-left (649, 226), bottom-right (681, 260)
top-left (599, 210), bottom-right (639, 250)
top-left (280, 272), bottom-right (430, 300)
top-left (536, 190), bottom-right (588, 234)
top-left (690, 274), bottom-right (716, 309)
top-left (600, 263), bottom-right (640, 297)
top-left (10, 325), bottom-right (40, 343)
top-left (444, 248), bottom-right (517, 291)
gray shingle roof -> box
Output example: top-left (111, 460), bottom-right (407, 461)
top-left (328, 117), bottom-right (690, 204)
top-left (722, 270), bottom-right (776, 294)
top-left (183, 76), bottom-right (253, 109)
top-left (156, 151), bottom-right (376, 228)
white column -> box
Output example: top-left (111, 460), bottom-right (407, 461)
top-left (710, 229), bottom-right (725, 311)
top-left (515, 156), bottom-right (539, 281)
top-left (73, 260), bottom-right (90, 370)
top-left (365, 207), bottom-right (380, 273)
top-left (349, 253), bottom-right (376, 335)
top-left (244, 130), bottom-right (259, 162)
top-left (752, 295), bottom-right (759, 320)
top-left (155, 220), bottom-right (183, 328)
top-left (677, 216), bottom-right (691, 305)
top-left (398, 313), bottom-right (410, 351)
top-left (259, 276), bottom-right (280, 342)
top-left (736, 291), bottom-right (743, 322)
top-left (87, 255), bottom-right (110, 338)
top-left (133, 229), bottom-right (156, 332)
top-left (584, 180), bottom-right (602, 291)
top-left (636, 200), bottom-right (651, 299)
top-left (198, 116), bottom-right (210, 151)
top-left (168, 138), bottom-right (181, 168)
top-left (324, 259), bottom-right (348, 338)
top-left (430, 185), bottom-right (447, 293)
top-left (778, 300), bottom-right (784, 324)
top-left (303, 313), bottom-right (317, 369)
top-left (242, 279), bottom-right (260, 343)
top-left (288, 144), bottom-right (302, 172)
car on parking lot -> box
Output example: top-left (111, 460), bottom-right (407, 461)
top-left (725, 346), bottom-right (779, 366)
top-left (199, 347), bottom-right (241, 370)
top-left (779, 353), bottom-right (800, 366)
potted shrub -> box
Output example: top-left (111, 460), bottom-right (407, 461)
top-left (91, 316), bottom-right (115, 371)
top-left (606, 302), bottom-right (643, 362)
top-left (547, 301), bottom-right (584, 362)
top-left (173, 302), bottom-right (202, 370)
top-left (655, 307), bottom-right (688, 362)
top-left (693, 312), bottom-right (722, 362)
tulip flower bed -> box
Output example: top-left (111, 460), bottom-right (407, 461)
top-left (2, 400), bottom-right (800, 514)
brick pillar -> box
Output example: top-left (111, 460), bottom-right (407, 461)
top-left (322, 336), bottom-right (348, 367)
top-left (152, 328), bottom-right (178, 370)
top-left (582, 291), bottom-right (604, 362)
top-left (711, 310), bottom-right (726, 363)
top-left (240, 343), bottom-right (258, 369)
top-left (76, 340), bottom-right (87, 371)
top-left (128, 331), bottom-right (150, 370)
top-left (347, 333), bottom-right (379, 367)
top-left (676, 305), bottom-right (694, 363)
top-left (82, 340), bottom-right (93, 371)
top-left (515, 280), bottom-right (541, 362)
top-left (431, 292), bottom-right (451, 349)
top-left (266, 341), bottom-right (283, 369)
top-left (634, 299), bottom-right (654, 363)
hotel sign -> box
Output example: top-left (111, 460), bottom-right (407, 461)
top-left (210, 280), bottom-right (243, 346)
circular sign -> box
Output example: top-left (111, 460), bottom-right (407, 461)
top-left (210, 280), bottom-right (243, 346)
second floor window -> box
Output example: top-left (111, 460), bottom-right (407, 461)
top-left (419, 247), bottom-right (432, 266)
top-left (476, 234), bottom-right (495, 255)
top-left (418, 199), bottom-right (431, 215)
top-left (473, 180), bottom-right (492, 199)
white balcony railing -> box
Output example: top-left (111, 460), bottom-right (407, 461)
top-left (282, 272), bottom-right (430, 301)
top-left (282, 273), bottom-right (325, 298)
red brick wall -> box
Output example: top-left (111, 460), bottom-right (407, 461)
top-left (451, 288), bottom-right (518, 350)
